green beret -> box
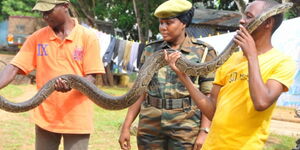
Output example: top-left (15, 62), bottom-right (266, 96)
top-left (154, 0), bottom-right (192, 19)
top-left (32, 0), bottom-right (70, 12)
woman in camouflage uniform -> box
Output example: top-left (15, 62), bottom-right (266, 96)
top-left (119, 0), bottom-right (217, 149)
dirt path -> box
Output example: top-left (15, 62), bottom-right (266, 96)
top-left (0, 53), bottom-right (14, 70)
top-left (0, 53), bottom-right (14, 63)
top-left (270, 120), bottom-right (300, 137)
top-left (271, 106), bottom-right (300, 137)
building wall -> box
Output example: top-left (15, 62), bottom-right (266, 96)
top-left (7, 16), bottom-right (46, 46)
top-left (8, 16), bottom-right (45, 35)
top-left (0, 20), bottom-right (8, 46)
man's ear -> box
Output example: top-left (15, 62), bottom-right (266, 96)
top-left (182, 23), bottom-right (186, 30)
top-left (265, 17), bottom-right (274, 30)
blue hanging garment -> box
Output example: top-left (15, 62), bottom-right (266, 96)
top-left (289, 69), bottom-right (300, 95)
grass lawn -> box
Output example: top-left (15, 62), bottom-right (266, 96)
top-left (0, 84), bottom-right (298, 150)
top-left (264, 134), bottom-right (297, 150)
top-left (0, 49), bottom-right (18, 55)
top-left (0, 84), bottom-right (24, 99)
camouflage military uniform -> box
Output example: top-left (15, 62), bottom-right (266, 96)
top-left (137, 35), bottom-right (217, 150)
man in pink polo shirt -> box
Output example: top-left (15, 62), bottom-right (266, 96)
top-left (0, 0), bottom-right (105, 149)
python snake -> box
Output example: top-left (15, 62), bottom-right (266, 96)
top-left (0, 3), bottom-right (293, 112)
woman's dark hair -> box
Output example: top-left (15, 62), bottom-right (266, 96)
top-left (176, 7), bottom-right (195, 27)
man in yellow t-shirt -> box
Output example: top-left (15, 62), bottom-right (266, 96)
top-left (164, 0), bottom-right (296, 149)
top-left (0, 0), bottom-right (105, 149)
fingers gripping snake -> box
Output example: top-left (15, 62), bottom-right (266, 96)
top-left (0, 3), bottom-right (293, 112)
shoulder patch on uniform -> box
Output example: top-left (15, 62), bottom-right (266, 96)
top-left (146, 39), bottom-right (164, 46)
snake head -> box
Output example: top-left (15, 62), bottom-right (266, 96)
top-left (245, 2), bottom-right (293, 33)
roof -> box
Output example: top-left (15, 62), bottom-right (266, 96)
top-left (186, 26), bottom-right (214, 38)
top-left (192, 8), bottom-right (241, 28)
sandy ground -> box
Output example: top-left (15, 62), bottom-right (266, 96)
top-left (0, 53), bottom-right (14, 63)
top-left (270, 120), bottom-right (300, 137)
top-left (271, 107), bottom-right (300, 137)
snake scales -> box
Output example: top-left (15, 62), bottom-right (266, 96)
top-left (0, 3), bottom-right (293, 112)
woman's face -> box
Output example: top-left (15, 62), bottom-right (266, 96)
top-left (159, 18), bottom-right (186, 42)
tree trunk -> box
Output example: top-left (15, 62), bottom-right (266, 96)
top-left (132, 0), bottom-right (146, 43)
top-left (143, 0), bottom-right (150, 42)
top-left (291, 0), bottom-right (300, 17)
top-left (105, 64), bottom-right (114, 86)
top-left (68, 3), bottom-right (79, 18)
top-left (234, 0), bottom-right (246, 13)
top-left (73, 0), bottom-right (96, 27)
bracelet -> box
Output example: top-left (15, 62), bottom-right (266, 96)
top-left (200, 127), bottom-right (210, 133)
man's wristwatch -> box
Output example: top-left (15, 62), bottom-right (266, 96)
top-left (200, 127), bottom-right (210, 133)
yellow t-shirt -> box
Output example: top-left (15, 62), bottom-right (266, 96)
top-left (202, 48), bottom-right (296, 150)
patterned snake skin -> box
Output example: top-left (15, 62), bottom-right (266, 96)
top-left (0, 3), bottom-right (293, 112)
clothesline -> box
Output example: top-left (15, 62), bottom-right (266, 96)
top-left (86, 26), bottom-right (146, 74)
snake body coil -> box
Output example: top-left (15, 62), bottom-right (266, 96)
top-left (0, 3), bottom-right (293, 112)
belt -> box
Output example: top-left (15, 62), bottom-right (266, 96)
top-left (145, 95), bottom-right (195, 109)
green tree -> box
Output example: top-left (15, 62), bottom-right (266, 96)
top-left (71, 0), bottom-right (166, 42)
top-left (2, 0), bottom-right (294, 43)
top-left (1, 0), bottom-right (39, 20)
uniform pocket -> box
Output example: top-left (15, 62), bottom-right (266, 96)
top-left (184, 107), bottom-right (201, 123)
